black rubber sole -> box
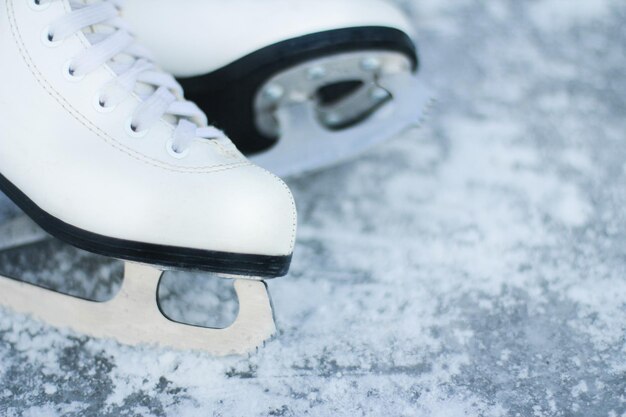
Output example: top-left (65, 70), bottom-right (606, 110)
top-left (0, 172), bottom-right (291, 278)
top-left (178, 26), bottom-right (419, 155)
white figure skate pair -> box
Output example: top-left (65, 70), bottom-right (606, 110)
top-left (0, 0), bottom-right (426, 355)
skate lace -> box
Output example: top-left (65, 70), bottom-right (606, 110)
top-left (37, 0), bottom-right (231, 157)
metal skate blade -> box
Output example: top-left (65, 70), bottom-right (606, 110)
top-left (252, 74), bottom-right (431, 177)
top-left (0, 262), bottom-right (276, 355)
top-left (0, 214), bottom-right (50, 251)
top-left (251, 50), bottom-right (433, 177)
top-left (0, 232), bottom-right (124, 302)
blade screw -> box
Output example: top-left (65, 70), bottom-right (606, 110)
top-left (361, 57), bottom-right (381, 72)
top-left (307, 66), bottom-right (327, 81)
top-left (263, 84), bottom-right (284, 102)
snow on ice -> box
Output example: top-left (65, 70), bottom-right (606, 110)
top-left (1, 0), bottom-right (625, 416)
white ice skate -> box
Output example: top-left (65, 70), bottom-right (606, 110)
top-left (124, 0), bottom-right (431, 177)
top-left (0, 0), bottom-right (297, 355)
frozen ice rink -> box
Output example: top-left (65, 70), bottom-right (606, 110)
top-left (1, 1), bottom-right (625, 415)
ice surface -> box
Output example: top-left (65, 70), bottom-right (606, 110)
top-left (1, 0), bottom-right (625, 416)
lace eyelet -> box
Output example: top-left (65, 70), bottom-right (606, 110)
top-left (41, 27), bottom-right (61, 47)
top-left (125, 118), bottom-right (149, 138)
top-left (63, 61), bottom-right (84, 82)
top-left (93, 94), bottom-right (117, 113)
top-left (28, 0), bottom-right (50, 11)
top-left (165, 139), bottom-right (190, 159)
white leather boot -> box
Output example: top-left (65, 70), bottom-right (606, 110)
top-left (124, 0), bottom-right (430, 177)
top-left (0, 0), bottom-right (297, 355)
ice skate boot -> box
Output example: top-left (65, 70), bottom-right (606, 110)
top-left (0, 0), bottom-right (297, 355)
top-left (124, 0), bottom-right (430, 177)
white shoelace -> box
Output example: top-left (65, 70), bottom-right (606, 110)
top-left (40, 0), bottom-right (229, 155)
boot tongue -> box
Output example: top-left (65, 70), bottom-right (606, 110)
top-left (69, 0), bottom-right (182, 126)
top-left (69, 0), bottom-right (132, 76)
